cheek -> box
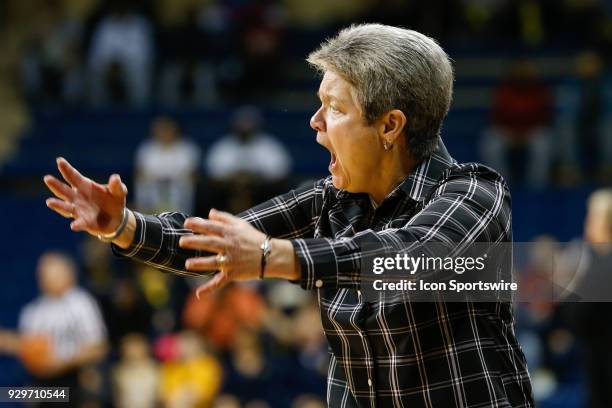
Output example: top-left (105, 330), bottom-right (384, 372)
top-left (327, 115), bottom-right (379, 175)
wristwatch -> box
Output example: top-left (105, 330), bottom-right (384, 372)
top-left (260, 235), bottom-right (272, 279)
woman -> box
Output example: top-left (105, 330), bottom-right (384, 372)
top-left (45, 24), bottom-right (533, 408)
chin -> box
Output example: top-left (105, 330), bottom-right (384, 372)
top-left (331, 174), bottom-right (347, 190)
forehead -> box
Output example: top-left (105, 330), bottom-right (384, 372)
top-left (317, 71), bottom-right (355, 103)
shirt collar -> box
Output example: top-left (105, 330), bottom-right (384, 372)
top-left (397, 139), bottom-right (456, 202)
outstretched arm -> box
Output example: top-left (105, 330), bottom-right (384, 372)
top-left (44, 158), bottom-right (320, 288)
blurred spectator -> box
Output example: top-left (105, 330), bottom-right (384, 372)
top-left (20, 0), bottom-right (85, 105)
top-left (555, 0), bottom-right (611, 50)
top-left (263, 282), bottom-right (310, 344)
top-left (222, 327), bottom-right (280, 407)
top-left (206, 294), bottom-right (326, 407)
top-left (183, 283), bottom-right (265, 352)
top-left (556, 51), bottom-right (612, 185)
top-left (291, 394), bottom-right (326, 408)
top-left (135, 116), bottom-right (201, 214)
top-left (231, 0), bottom-right (287, 100)
top-left (87, 2), bottom-right (153, 106)
top-left (100, 277), bottom-right (153, 350)
top-left (557, 189), bottom-right (612, 408)
top-left (205, 106), bottom-right (292, 212)
top-left (213, 394), bottom-right (242, 408)
top-left (159, 331), bottom-right (222, 408)
top-left (515, 236), bottom-right (580, 402)
top-left (157, 4), bottom-right (220, 107)
top-left (112, 333), bottom-right (159, 408)
top-left (0, 252), bottom-right (107, 406)
top-left (480, 59), bottom-right (554, 189)
top-left (206, 106), bottom-right (291, 183)
top-left (290, 300), bottom-right (327, 379)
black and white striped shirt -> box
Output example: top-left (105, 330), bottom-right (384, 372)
top-left (19, 287), bottom-right (106, 361)
top-left (114, 140), bottom-right (534, 407)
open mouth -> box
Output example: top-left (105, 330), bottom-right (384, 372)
top-left (329, 152), bottom-right (337, 170)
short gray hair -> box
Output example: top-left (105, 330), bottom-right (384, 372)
top-left (307, 24), bottom-right (454, 162)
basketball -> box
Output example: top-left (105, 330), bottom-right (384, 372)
top-left (18, 335), bottom-right (54, 375)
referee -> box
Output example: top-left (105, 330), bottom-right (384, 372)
top-left (0, 252), bottom-right (107, 406)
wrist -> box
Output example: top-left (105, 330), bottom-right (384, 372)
top-left (265, 239), bottom-right (300, 281)
top-left (97, 208), bottom-right (129, 242)
top-left (112, 209), bottom-right (137, 249)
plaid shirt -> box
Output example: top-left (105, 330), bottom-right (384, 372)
top-left (114, 140), bottom-right (534, 407)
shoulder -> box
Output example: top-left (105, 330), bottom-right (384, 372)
top-left (136, 140), bottom-right (155, 154)
top-left (65, 288), bottom-right (98, 309)
top-left (20, 300), bottom-right (39, 321)
top-left (432, 161), bottom-right (510, 201)
top-left (208, 135), bottom-right (236, 151)
top-left (178, 138), bottom-right (199, 150)
top-left (177, 139), bottom-right (201, 157)
top-left (425, 161), bottom-right (512, 232)
top-left (257, 133), bottom-right (285, 147)
top-left (18, 297), bottom-right (47, 329)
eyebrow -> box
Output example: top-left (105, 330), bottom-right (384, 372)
top-left (316, 91), bottom-right (340, 103)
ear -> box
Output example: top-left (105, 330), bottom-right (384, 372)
top-left (378, 109), bottom-right (407, 145)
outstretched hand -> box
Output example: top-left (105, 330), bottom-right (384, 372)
top-left (180, 209), bottom-right (300, 298)
top-left (179, 209), bottom-right (268, 298)
top-left (44, 158), bottom-right (127, 236)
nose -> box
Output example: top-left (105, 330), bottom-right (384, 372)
top-left (310, 106), bottom-right (325, 133)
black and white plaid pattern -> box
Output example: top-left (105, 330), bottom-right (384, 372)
top-left (113, 140), bottom-right (534, 407)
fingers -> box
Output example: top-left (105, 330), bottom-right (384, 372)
top-left (108, 174), bottom-right (127, 198)
top-left (185, 255), bottom-right (219, 272)
top-left (43, 175), bottom-right (74, 202)
top-left (208, 208), bottom-right (237, 224)
top-left (45, 198), bottom-right (74, 219)
top-left (56, 157), bottom-right (87, 189)
top-left (179, 235), bottom-right (227, 253)
top-left (195, 273), bottom-right (229, 299)
top-left (70, 218), bottom-right (87, 232)
top-left (184, 217), bottom-right (226, 236)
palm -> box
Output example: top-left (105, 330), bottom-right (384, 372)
top-left (73, 180), bottom-right (123, 234)
top-left (44, 158), bottom-right (127, 235)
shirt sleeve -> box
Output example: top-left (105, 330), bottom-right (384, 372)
top-left (293, 167), bottom-right (511, 290)
top-left (112, 179), bottom-right (325, 276)
top-left (18, 304), bottom-right (34, 334)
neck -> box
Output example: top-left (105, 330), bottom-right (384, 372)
top-left (369, 150), bottom-right (417, 205)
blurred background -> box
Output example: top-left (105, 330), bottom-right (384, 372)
top-left (1, 0), bottom-right (612, 407)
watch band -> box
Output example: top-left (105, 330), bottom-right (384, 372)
top-left (260, 235), bottom-right (272, 279)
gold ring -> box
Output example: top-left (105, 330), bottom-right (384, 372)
top-left (216, 254), bottom-right (227, 272)
top-left (70, 203), bottom-right (76, 218)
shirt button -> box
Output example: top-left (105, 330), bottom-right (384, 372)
top-left (315, 279), bottom-right (323, 288)
top-left (368, 378), bottom-right (373, 387)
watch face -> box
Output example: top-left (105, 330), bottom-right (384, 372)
top-left (261, 236), bottom-right (272, 255)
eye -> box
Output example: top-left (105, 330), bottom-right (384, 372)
top-left (329, 105), bottom-right (341, 114)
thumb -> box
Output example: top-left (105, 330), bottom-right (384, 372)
top-left (195, 273), bottom-right (228, 299)
top-left (108, 174), bottom-right (127, 198)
